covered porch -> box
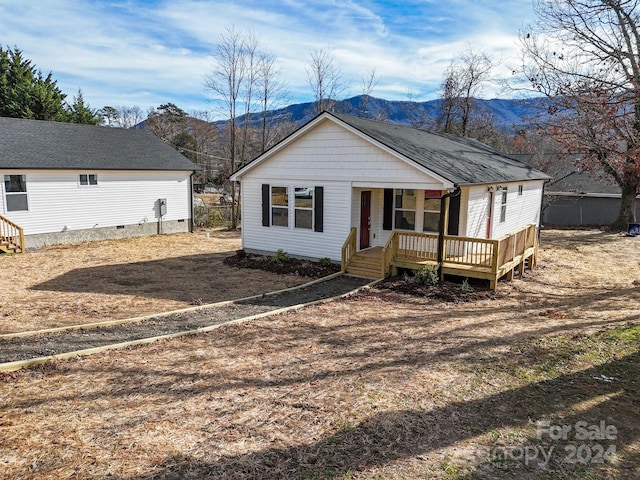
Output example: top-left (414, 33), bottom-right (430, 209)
top-left (341, 223), bottom-right (538, 290)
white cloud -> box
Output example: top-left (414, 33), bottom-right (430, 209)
top-left (0, 0), bottom-right (536, 114)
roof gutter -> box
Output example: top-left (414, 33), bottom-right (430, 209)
top-left (437, 185), bottom-right (461, 283)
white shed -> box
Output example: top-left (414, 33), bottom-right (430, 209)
top-left (231, 112), bottom-right (549, 288)
top-left (0, 117), bottom-right (198, 250)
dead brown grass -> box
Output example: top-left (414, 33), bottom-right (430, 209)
top-left (0, 229), bottom-right (639, 479)
top-left (0, 229), bottom-right (307, 334)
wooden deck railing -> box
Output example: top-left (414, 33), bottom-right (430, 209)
top-left (0, 215), bottom-right (25, 253)
top-left (381, 230), bottom-right (399, 277)
top-left (341, 227), bottom-right (357, 272)
top-left (442, 235), bottom-right (497, 268)
top-left (379, 224), bottom-right (538, 287)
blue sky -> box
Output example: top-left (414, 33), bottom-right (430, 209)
top-left (0, 0), bottom-right (536, 117)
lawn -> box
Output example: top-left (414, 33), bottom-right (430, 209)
top-left (0, 229), bottom-right (309, 334)
top-left (0, 229), bottom-right (639, 479)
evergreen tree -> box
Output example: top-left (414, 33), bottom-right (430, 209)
top-left (0, 46), bottom-right (67, 120)
top-left (65, 89), bottom-right (102, 125)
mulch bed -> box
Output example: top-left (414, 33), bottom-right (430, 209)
top-left (223, 250), bottom-right (341, 277)
top-left (376, 275), bottom-right (501, 303)
top-left (0, 276), bottom-right (369, 364)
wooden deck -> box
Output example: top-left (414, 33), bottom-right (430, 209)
top-left (342, 224), bottom-right (538, 289)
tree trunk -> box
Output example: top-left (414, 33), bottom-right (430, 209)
top-left (612, 184), bottom-right (638, 231)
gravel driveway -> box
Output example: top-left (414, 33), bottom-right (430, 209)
top-left (0, 275), bottom-right (370, 364)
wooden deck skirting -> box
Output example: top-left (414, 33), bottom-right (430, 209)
top-left (0, 215), bottom-right (24, 254)
top-left (344, 224), bottom-right (538, 289)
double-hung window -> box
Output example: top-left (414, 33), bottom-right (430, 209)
top-left (394, 189), bottom-right (416, 230)
top-left (294, 187), bottom-right (313, 229)
top-left (423, 191), bottom-right (441, 232)
top-left (79, 174), bottom-right (98, 186)
top-left (271, 186), bottom-right (288, 227)
top-left (4, 174), bottom-right (28, 211)
top-left (500, 188), bottom-right (508, 223)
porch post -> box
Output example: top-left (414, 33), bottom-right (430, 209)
top-left (437, 186), bottom-right (461, 283)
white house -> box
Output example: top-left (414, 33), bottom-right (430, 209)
top-left (0, 117), bottom-right (198, 251)
top-left (231, 112), bottom-right (550, 288)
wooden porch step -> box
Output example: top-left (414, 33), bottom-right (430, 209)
top-left (0, 240), bottom-right (18, 254)
top-left (345, 250), bottom-right (383, 279)
top-left (0, 240), bottom-right (20, 253)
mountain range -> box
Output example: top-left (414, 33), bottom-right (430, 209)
top-left (238, 95), bottom-right (551, 133)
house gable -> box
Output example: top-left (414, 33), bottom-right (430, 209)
top-left (237, 118), bottom-right (449, 189)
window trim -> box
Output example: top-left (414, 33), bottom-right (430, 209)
top-left (294, 186), bottom-right (314, 230)
top-left (3, 174), bottom-right (29, 212)
top-left (393, 188), bottom-right (417, 231)
top-left (79, 173), bottom-right (98, 186)
top-left (422, 190), bottom-right (441, 233)
top-left (500, 188), bottom-right (508, 223)
top-left (270, 186), bottom-right (289, 228)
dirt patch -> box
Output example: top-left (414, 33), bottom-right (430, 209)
top-left (0, 229), bottom-right (310, 334)
top-left (0, 229), bottom-right (639, 479)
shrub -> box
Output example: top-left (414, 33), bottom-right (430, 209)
top-left (272, 249), bottom-right (289, 263)
top-left (318, 257), bottom-right (334, 268)
top-left (413, 264), bottom-right (439, 287)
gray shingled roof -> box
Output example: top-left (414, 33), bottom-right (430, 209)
top-left (0, 117), bottom-right (197, 171)
top-left (331, 112), bottom-right (549, 185)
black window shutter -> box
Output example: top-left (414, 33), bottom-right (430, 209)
top-left (383, 188), bottom-right (393, 230)
top-left (314, 186), bottom-right (324, 232)
top-left (447, 193), bottom-right (461, 236)
top-left (262, 184), bottom-right (270, 227)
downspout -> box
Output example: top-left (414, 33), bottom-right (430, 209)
top-left (437, 185), bottom-right (461, 283)
top-left (539, 178), bottom-right (550, 242)
top-left (189, 171), bottom-right (195, 233)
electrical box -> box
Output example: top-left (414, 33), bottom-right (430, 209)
top-left (158, 198), bottom-right (167, 217)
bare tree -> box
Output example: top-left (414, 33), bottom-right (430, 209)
top-left (305, 48), bottom-right (346, 114)
top-left (357, 68), bottom-right (379, 117)
top-left (436, 48), bottom-right (495, 136)
top-left (205, 26), bottom-right (248, 228)
top-left (403, 89), bottom-right (430, 129)
top-left (206, 27), bottom-right (289, 227)
top-left (238, 31), bottom-right (260, 168)
top-left (257, 51), bottom-right (290, 151)
top-left (517, 0), bottom-right (640, 229)
top-left (100, 105), bottom-right (144, 128)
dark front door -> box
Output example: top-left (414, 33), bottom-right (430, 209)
top-left (360, 191), bottom-right (371, 249)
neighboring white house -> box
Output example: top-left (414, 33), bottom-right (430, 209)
top-left (0, 117), bottom-right (198, 250)
top-left (231, 112), bottom-right (550, 265)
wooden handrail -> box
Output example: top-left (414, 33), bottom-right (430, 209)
top-left (0, 215), bottom-right (24, 253)
top-left (340, 227), bottom-right (357, 272)
top-left (381, 230), bottom-right (399, 277)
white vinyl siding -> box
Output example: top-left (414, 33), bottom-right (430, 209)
top-left (241, 178), bottom-right (350, 261)
top-left (238, 121), bottom-right (444, 261)
top-left (248, 121), bottom-right (445, 186)
top-left (0, 169), bottom-right (191, 235)
top-left (466, 182), bottom-right (544, 239)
